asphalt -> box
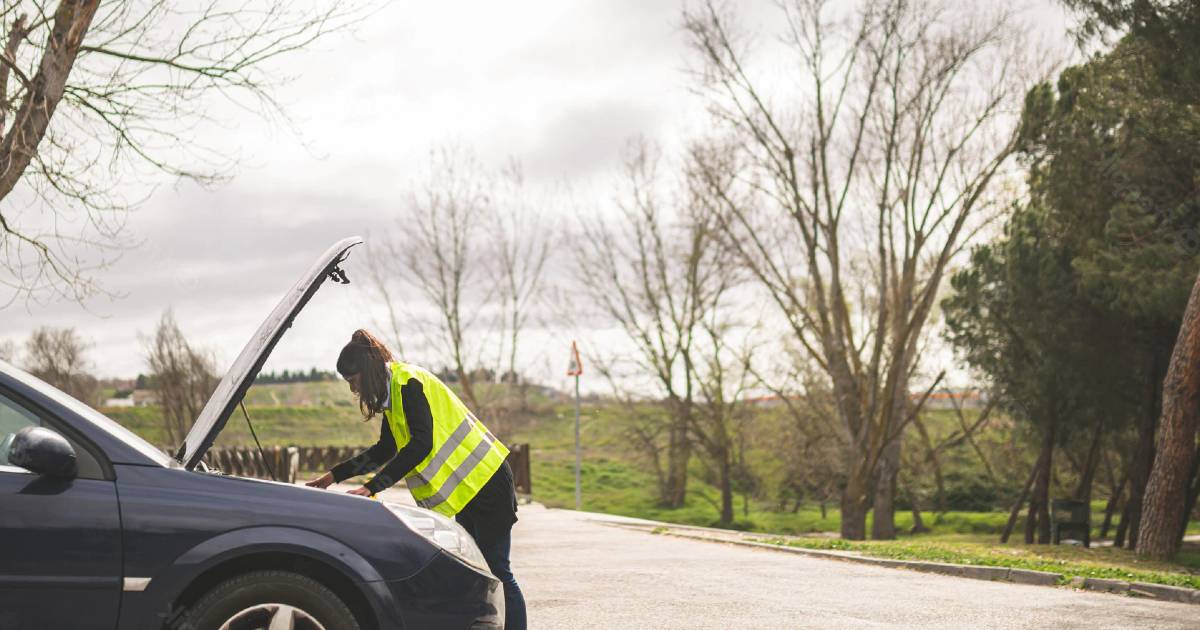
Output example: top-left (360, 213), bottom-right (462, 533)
top-left (518, 506), bottom-right (1200, 629)
top-left (356, 485), bottom-right (1199, 629)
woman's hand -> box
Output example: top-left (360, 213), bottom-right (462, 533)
top-left (306, 472), bottom-right (334, 489)
top-left (346, 486), bottom-right (373, 497)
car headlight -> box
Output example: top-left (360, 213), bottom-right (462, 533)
top-left (382, 501), bottom-right (490, 573)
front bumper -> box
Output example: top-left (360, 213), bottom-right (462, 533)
top-left (387, 550), bottom-right (503, 629)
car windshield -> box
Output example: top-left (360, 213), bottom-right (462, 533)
top-left (0, 361), bottom-right (174, 467)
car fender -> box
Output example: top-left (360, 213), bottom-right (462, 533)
top-left (123, 526), bottom-right (401, 630)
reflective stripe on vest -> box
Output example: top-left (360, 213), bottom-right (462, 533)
top-left (386, 362), bottom-right (509, 516)
top-left (414, 425), bottom-right (493, 507)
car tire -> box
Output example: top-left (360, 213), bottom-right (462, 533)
top-left (175, 570), bottom-right (362, 630)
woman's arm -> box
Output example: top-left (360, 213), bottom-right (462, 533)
top-left (361, 378), bottom-right (434, 494)
top-left (329, 414), bottom-right (398, 483)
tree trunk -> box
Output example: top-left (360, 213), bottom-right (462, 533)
top-left (912, 413), bottom-right (948, 516)
top-left (871, 437), bottom-right (901, 539)
top-left (1115, 500), bottom-right (1132, 548)
top-left (718, 457), bottom-right (734, 527)
top-left (454, 361), bottom-right (482, 413)
top-left (1028, 418), bottom-right (1056, 545)
top-left (933, 460), bottom-right (948, 517)
top-left (1036, 478), bottom-right (1052, 544)
top-left (0, 1), bottom-right (102, 202)
top-left (663, 418), bottom-right (691, 508)
top-left (1126, 347), bottom-right (1164, 549)
top-left (1177, 450), bottom-right (1200, 545)
top-left (1074, 422), bottom-right (1104, 503)
top-left (1138, 273), bottom-right (1200, 559)
top-left (1100, 473), bottom-right (1126, 540)
top-left (1001, 449), bottom-right (1043, 544)
top-left (1024, 482), bottom-right (1039, 545)
top-left (841, 463), bottom-right (870, 540)
top-left (904, 476), bottom-right (931, 534)
top-left (1125, 400), bottom-right (1159, 549)
top-left (910, 501), bottom-right (929, 535)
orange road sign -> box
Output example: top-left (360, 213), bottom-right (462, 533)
top-left (566, 341), bottom-right (583, 376)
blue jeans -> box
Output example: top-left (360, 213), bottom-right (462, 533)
top-left (462, 524), bottom-right (527, 630)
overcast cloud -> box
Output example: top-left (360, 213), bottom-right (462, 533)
top-left (0, 0), bottom-right (1071, 391)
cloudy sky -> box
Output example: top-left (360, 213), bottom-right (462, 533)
top-left (0, 1), bottom-right (1072, 390)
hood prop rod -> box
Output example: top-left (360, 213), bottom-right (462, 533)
top-left (241, 401), bottom-right (277, 482)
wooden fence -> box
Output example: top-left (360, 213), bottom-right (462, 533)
top-left (508, 443), bottom-right (532, 495)
top-left (203, 445), bottom-right (303, 482)
top-left (177, 444), bottom-right (533, 494)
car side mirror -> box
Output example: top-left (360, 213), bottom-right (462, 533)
top-left (9, 426), bottom-right (77, 479)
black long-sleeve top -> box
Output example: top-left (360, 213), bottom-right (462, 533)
top-left (331, 378), bottom-right (434, 494)
top-left (331, 377), bottom-right (517, 542)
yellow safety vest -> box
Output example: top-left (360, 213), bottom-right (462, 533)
top-left (385, 362), bottom-right (509, 516)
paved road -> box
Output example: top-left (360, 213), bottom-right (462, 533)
top-left (363, 486), bottom-right (1196, 629)
top-left (509, 505), bottom-right (1196, 629)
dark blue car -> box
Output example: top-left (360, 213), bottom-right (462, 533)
top-left (0, 237), bottom-right (504, 630)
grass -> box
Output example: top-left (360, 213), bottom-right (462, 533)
top-left (754, 535), bottom-right (1200, 590)
top-left (509, 401), bottom-right (1200, 584)
top-left (512, 405), bottom-right (1036, 536)
top-left (510, 403), bottom-right (1200, 533)
top-left (241, 381), bottom-right (357, 407)
top-left (101, 382), bottom-right (1200, 583)
top-left (101, 382), bottom-right (375, 449)
top-left (518, 445), bottom-right (1064, 536)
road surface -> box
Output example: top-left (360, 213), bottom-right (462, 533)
top-left (365, 486), bottom-right (1196, 629)
top-left (510, 505), bottom-right (1197, 629)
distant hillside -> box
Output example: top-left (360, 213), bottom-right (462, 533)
top-left (241, 380), bottom-right (357, 407)
top-left (102, 381), bottom-right (375, 449)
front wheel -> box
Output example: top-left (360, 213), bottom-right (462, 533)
top-left (176, 570), bottom-right (362, 630)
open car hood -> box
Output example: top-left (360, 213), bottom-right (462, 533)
top-left (178, 236), bottom-right (363, 469)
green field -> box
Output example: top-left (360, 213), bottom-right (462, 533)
top-left (515, 400), bottom-right (1200, 584)
top-left (103, 384), bottom-right (1199, 541)
top-left (102, 382), bottom-right (375, 450)
top-left (509, 404), bottom-right (1199, 538)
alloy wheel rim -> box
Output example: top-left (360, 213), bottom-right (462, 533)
top-left (218, 603), bottom-right (326, 630)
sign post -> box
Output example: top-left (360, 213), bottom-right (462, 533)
top-left (566, 341), bottom-right (584, 511)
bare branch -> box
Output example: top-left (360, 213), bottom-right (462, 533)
top-left (0, 0), bottom-right (366, 305)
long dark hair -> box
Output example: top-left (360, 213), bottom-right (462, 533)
top-left (336, 329), bottom-right (394, 419)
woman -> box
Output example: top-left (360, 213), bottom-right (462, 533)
top-left (307, 329), bottom-right (527, 630)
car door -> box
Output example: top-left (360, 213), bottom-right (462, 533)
top-left (0, 387), bottom-right (122, 630)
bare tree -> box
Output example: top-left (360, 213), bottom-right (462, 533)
top-left (489, 163), bottom-right (551, 409)
top-left (0, 1), bottom-right (360, 306)
top-left (364, 243), bottom-right (407, 358)
top-left (369, 150), bottom-right (553, 425)
top-left (24, 325), bottom-right (97, 404)
top-left (145, 310), bottom-right (217, 446)
top-left (760, 358), bottom-right (845, 519)
top-left (688, 321), bottom-right (755, 526)
top-left (0, 337), bottom-right (13, 361)
top-left (905, 391), bottom-right (996, 525)
top-left (576, 141), bottom-right (736, 509)
top-left (685, 0), bottom-right (1036, 538)
top-left (370, 147), bottom-right (488, 411)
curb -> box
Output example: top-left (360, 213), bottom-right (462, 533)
top-left (1068, 576), bottom-right (1200, 604)
top-left (622, 525), bottom-right (1200, 605)
top-left (1008, 568), bottom-right (1062, 586)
